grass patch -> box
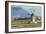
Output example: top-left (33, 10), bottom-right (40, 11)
top-left (11, 19), bottom-right (41, 29)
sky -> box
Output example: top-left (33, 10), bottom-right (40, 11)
top-left (11, 5), bottom-right (42, 19)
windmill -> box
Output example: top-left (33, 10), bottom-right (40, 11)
top-left (31, 8), bottom-right (37, 23)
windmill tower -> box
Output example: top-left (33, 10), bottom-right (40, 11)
top-left (31, 9), bottom-right (37, 23)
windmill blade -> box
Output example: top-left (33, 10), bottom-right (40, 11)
top-left (31, 8), bottom-right (35, 15)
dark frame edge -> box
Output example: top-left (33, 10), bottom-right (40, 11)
top-left (5, 1), bottom-right (9, 33)
top-left (5, 1), bottom-right (45, 4)
top-left (44, 3), bottom-right (45, 31)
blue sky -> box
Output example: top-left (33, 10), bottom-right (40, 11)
top-left (11, 5), bottom-right (42, 19)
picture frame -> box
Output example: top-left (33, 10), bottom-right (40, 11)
top-left (5, 1), bottom-right (45, 33)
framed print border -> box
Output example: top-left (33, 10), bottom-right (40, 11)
top-left (5, 1), bottom-right (45, 33)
